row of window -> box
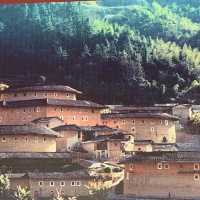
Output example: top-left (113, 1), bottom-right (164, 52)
top-left (23, 107), bottom-right (40, 113)
top-left (12, 92), bottom-right (75, 98)
top-left (126, 172), bottom-right (200, 182)
top-left (58, 115), bottom-right (89, 121)
top-left (1, 137), bottom-right (47, 143)
top-left (104, 119), bottom-right (169, 126)
top-left (157, 163), bottom-right (200, 170)
top-left (38, 181), bottom-right (81, 187)
top-left (129, 126), bottom-right (158, 133)
top-left (55, 107), bottom-right (95, 114)
top-left (157, 163), bottom-right (170, 170)
top-left (106, 125), bottom-right (168, 132)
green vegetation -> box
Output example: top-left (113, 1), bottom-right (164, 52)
top-left (0, 174), bottom-right (31, 200)
top-left (104, 167), bottom-right (111, 173)
top-left (14, 186), bottom-right (31, 200)
top-left (1, 1), bottom-right (200, 104)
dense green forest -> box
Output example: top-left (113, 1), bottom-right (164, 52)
top-left (1, 0), bottom-right (200, 104)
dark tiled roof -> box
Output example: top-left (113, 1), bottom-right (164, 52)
top-left (0, 98), bottom-right (105, 109)
top-left (121, 151), bottom-right (200, 163)
top-left (0, 152), bottom-right (71, 159)
top-left (32, 116), bottom-right (64, 123)
top-left (152, 144), bottom-right (178, 152)
top-left (134, 140), bottom-right (153, 144)
top-left (83, 132), bottom-right (131, 143)
top-left (3, 85), bottom-right (82, 94)
top-left (107, 105), bottom-right (173, 113)
top-left (7, 173), bottom-right (26, 179)
top-left (26, 170), bottom-right (91, 180)
top-left (0, 125), bottom-right (60, 137)
top-left (53, 124), bottom-right (81, 132)
top-left (101, 112), bottom-right (179, 121)
top-left (80, 125), bottom-right (116, 132)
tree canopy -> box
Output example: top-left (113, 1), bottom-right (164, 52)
top-left (1, 1), bottom-right (200, 104)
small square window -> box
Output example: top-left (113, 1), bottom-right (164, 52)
top-left (72, 116), bottom-right (76, 121)
top-left (71, 181), bottom-right (75, 186)
top-left (164, 163), bottom-right (169, 169)
top-left (60, 181), bottom-right (65, 186)
top-left (194, 174), bottom-right (199, 181)
top-left (76, 181), bottom-right (81, 186)
top-left (132, 120), bottom-right (135, 124)
top-left (2, 137), bottom-right (6, 142)
top-left (43, 138), bottom-right (46, 142)
top-left (50, 181), bottom-right (54, 186)
top-left (38, 181), bottom-right (43, 187)
top-left (157, 163), bottom-right (162, 170)
top-left (131, 127), bottom-right (135, 133)
top-left (194, 163), bottom-right (199, 170)
top-left (85, 116), bottom-right (88, 121)
top-left (142, 120), bottom-right (145, 124)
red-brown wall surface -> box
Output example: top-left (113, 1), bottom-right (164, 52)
top-left (124, 161), bottom-right (200, 198)
top-left (102, 117), bottom-right (176, 143)
top-left (46, 106), bottom-right (102, 126)
top-left (1, 91), bottom-right (77, 101)
top-left (0, 105), bottom-right (102, 126)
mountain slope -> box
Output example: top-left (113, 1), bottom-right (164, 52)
top-left (0, 1), bottom-right (200, 104)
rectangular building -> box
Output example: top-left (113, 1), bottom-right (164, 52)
top-left (122, 151), bottom-right (200, 199)
top-left (0, 98), bottom-right (104, 126)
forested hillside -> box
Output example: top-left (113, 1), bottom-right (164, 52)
top-left (1, 0), bottom-right (200, 104)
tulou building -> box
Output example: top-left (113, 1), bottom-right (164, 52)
top-left (1, 83), bottom-right (200, 199)
top-left (0, 84), bottom-right (116, 198)
top-left (0, 85), bottom-right (104, 126)
top-left (0, 124), bottom-right (59, 152)
top-left (101, 111), bottom-right (178, 152)
top-left (122, 151), bottom-right (200, 199)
